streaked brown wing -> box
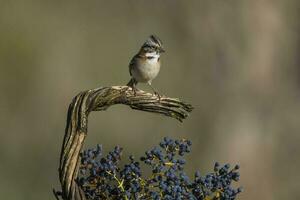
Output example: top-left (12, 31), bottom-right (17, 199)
top-left (129, 54), bottom-right (142, 76)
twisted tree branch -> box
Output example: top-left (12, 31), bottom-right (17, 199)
top-left (56, 86), bottom-right (193, 200)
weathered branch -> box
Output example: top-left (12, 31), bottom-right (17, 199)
top-left (57, 86), bottom-right (193, 200)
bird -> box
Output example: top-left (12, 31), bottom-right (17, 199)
top-left (127, 35), bottom-right (165, 97)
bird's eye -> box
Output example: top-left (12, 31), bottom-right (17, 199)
top-left (143, 46), bottom-right (150, 51)
top-left (144, 46), bottom-right (155, 53)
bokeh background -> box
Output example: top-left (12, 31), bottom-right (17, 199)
top-left (1, 0), bottom-right (299, 199)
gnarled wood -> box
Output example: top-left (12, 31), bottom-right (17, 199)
top-left (56, 86), bottom-right (193, 200)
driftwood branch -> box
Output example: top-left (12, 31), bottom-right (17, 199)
top-left (56, 86), bottom-right (193, 200)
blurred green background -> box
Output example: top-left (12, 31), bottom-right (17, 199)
top-left (0, 0), bottom-right (299, 199)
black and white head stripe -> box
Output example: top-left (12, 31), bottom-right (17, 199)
top-left (142, 35), bottom-right (163, 49)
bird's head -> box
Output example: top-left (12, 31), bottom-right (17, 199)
top-left (140, 35), bottom-right (165, 55)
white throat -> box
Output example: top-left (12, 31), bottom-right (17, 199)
top-left (145, 52), bottom-right (160, 63)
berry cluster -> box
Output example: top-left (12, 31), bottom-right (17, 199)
top-left (77, 137), bottom-right (242, 200)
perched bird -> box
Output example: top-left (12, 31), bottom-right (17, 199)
top-left (127, 35), bottom-right (165, 96)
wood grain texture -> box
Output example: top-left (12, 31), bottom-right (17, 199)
top-left (56, 86), bottom-right (193, 200)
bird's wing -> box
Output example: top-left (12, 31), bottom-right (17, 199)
top-left (129, 54), bottom-right (142, 76)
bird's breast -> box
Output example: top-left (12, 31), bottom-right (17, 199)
top-left (132, 60), bottom-right (160, 83)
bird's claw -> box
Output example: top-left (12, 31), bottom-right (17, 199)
top-left (154, 91), bottom-right (161, 101)
top-left (126, 86), bottom-right (137, 96)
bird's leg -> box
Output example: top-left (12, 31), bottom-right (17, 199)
top-left (127, 78), bottom-right (138, 95)
top-left (148, 82), bottom-right (161, 100)
top-left (132, 82), bottom-right (137, 95)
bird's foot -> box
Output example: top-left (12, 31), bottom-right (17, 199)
top-left (154, 91), bottom-right (161, 101)
top-left (126, 85), bottom-right (139, 96)
top-left (131, 86), bottom-right (139, 96)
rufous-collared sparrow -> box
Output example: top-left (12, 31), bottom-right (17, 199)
top-left (127, 35), bottom-right (165, 96)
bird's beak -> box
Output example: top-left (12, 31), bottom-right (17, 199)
top-left (160, 47), bottom-right (165, 53)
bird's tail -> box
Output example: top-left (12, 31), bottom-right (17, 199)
top-left (127, 78), bottom-right (136, 87)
